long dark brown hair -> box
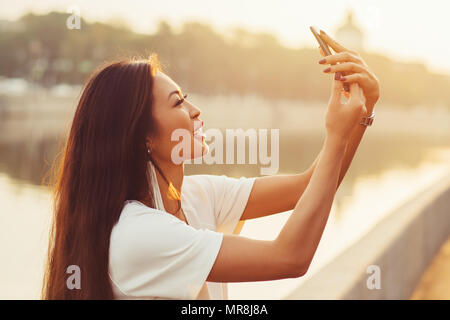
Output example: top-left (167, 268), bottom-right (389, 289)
top-left (42, 55), bottom-right (168, 299)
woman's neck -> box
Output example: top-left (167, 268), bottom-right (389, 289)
top-left (153, 159), bottom-right (184, 215)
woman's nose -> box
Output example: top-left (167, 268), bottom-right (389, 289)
top-left (189, 103), bottom-right (201, 119)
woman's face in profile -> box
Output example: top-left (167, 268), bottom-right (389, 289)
top-left (148, 71), bottom-right (208, 164)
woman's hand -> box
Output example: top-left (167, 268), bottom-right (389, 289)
top-left (325, 74), bottom-right (367, 141)
top-left (317, 30), bottom-right (380, 111)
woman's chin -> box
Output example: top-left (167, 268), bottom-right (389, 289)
top-left (191, 138), bottom-right (209, 159)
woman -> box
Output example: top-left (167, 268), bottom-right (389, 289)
top-left (42, 33), bottom-right (379, 300)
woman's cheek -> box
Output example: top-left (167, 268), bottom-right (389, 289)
top-left (167, 131), bottom-right (192, 163)
top-left (191, 136), bottom-right (208, 159)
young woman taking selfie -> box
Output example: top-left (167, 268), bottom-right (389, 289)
top-left (42, 32), bottom-right (380, 299)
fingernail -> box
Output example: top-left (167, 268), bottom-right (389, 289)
top-left (320, 29), bottom-right (327, 35)
top-left (323, 67), bottom-right (331, 73)
top-left (334, 72), bottom-right (341, 80)
top-left (318, 58), bottom-right (326, 64)
top-left (339, 77), bottom-right (346, 81)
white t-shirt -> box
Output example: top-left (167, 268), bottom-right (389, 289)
top-left (109, 174), bottom-right (256, 300)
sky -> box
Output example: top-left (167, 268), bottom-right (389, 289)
top-left (1, 0), bottom-right (450, 75)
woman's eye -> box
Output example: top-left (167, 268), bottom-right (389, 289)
top-left (174, 94), bottom-right (188, 107)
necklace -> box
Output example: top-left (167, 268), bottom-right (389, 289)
top-left (175, 201), bottom-right (188, 224)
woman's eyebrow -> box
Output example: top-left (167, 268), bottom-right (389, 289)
top-left (167, 89), bottom-right (182, 100)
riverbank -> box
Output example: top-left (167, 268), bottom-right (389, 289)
top-left (285, 170), bottom-right (450, 299)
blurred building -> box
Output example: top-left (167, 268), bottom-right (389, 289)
top-left (335, 10), bottom-right (364, 51)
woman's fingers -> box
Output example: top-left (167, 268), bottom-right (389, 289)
top-left (338, 72), bottom-right (365, 83)
top-left (360, 86), bottom-right (366, 106)
top-left (323, 62), bottom-right (367, 75)
top-left (338, 73), bottom-right (369, 103)
top-left (349, 82), bottom-right (360, 97)
top-left (330, 76), bottom-right (344, 105)
top-left (318, 46), bottom-right (326, 57)
top-left (348, 83), bottom-right (365, 108)
top-left (319, 51), bottom-right (363, 65)
top-left (317, 31), bottom-right (379, 108)
top-left (342, 88), bottom-right (351, 99)
top-left (319, 30), bottom-right (348, 53)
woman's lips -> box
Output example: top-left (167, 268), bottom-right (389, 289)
top-left (193, 120), bottom-right (206, 140)
top-left (194, 127), bottom-right (206, 140)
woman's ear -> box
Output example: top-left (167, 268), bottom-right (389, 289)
top-left (146, 137), bottom-right (153, 152)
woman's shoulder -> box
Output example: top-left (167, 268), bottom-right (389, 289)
top-left (182, 174), bottom-right (232, 202)
top-left (120, 200), bottom-right (159, 218)
top-left (183, 174), bottom-right (229, 190)
top-left (184, 173), bottom-right (225, 183)
top-left (110, 199), bottom-right (221, 263)
top-left (111, 201), bottom-right (190, 246)
top-left (115, 201), bottom-right (178, 230)
top-left (184, 174), bottom-right (256, 193)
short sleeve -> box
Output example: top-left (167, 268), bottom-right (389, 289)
top-left (203, 175), bottom-right (256, 234)
top-left (109, 211), bottom-right (223, 300)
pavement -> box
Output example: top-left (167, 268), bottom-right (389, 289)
top-left (410, 236), bottom-right (450, 300)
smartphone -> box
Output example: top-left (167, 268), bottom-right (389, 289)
top-left (310, 26), bottom-right (350, 92)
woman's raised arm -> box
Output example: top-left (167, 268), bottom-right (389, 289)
top-left (241, 36), bottom-right (379, 222)
top-left (207, 133), bottom-right (347, 282)
top-left (206, 80), bottom-right (366, 282)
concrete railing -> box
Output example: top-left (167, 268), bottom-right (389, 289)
top-left (286, 171), bottom-right (450, 299)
